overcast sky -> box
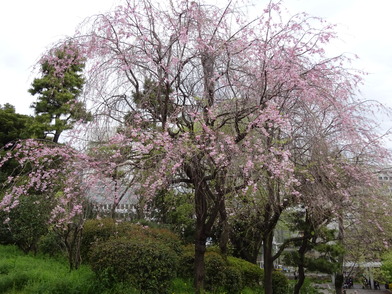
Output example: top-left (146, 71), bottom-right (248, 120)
top-left (1, 0), bottom-right (391, 137)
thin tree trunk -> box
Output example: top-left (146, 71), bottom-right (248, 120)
top-left (219, 199), bottom-right (229, 257)
top-left (195, 222), bottom-right (207, 294)
top-left (294, 237), bottom-right (309, 294)
top-left (53, 130), bottom-right (61, 143)
top-left (263, 231), bottom-right (274, 294)
top-left (335, 213), bottom-right (345, 294)
top-left (193, 181), bottom-right (208, 294)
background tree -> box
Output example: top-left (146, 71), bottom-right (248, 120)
top-left (0, 103), bottom-right (43, 147)
top-left (0, 104), bottom-right (49, 253)
top-left (29, 43), bottom-right (91, 143)
top-left (0, 103), bottom-right (44, 186)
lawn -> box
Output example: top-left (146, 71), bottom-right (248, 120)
top-left (0, 245), bottom-right (97, 294)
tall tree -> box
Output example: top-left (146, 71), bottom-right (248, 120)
top-left (29, 43), bottom-right (90, 143)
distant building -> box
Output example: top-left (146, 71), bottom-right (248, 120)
top-left (376, 168), bottom-right (392, 194)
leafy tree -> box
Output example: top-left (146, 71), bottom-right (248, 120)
top-left (0, 193), bottom-right (54, 254)
top-left (381, 251), bottom-right (392, 283)
top-left (65, 1), bottom-right (390, 292)
top-left (29, 43), bottom-right (91, 143)
top-left (147, 189), bottom-right (195, 243)
top-left (282, 208), bottom-right (340, 294)
top-left (0, 104), bottom-right (42, 147)
top-left (0, 104), bottom-right (37, 186)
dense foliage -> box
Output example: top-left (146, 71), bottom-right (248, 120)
top-left (89, 237), bottom-right (179, 293)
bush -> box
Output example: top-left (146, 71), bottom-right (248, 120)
top-left (178, 246), bottom-right (262, 293)
top-left (81, 219), bottom-right (183, 263)
top-left (224, 265), bottom-right (243, 294)
top-left (204, 251), bottom-right (227, 292)
top-left (257, 269), bottom-right (289, 294)
top-left (37, 230), bottom-right (65, 257)
top-left (89, 236), bottom-right (179, 293)
top-left (0, 194), bottom-right (52, 253)
top-left (0, 271), bottom-right (29, 292)
top-left (227, 256), bottom-right (263, 287)
top-left (272, 270), bottom-right (289, 294)
top-left (178, 244), bottom-right (195, 279)
top-left (80, 218), bottom-right (117, 262)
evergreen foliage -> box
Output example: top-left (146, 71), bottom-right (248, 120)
top-left (29, 44), bottom-right (91, 142)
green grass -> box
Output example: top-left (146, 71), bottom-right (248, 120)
top-left (0, 245), bottom-right (97, 294)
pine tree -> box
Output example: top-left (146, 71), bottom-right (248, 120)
top-left (29, 44), bottom-right (91, 143)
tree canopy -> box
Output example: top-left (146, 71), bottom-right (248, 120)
top-left (0, 104), bottom-right (41, 147)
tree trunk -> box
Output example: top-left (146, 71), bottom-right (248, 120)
top-left (53, 130), bottom-right (61, 143)
top-left (184, 160), bottom-right (223, 293)
top-left (294, 237), bottom-right (309, 294)
top-left (193, 181), bottom-right (209, 294)
top-left (263, 231), bottom-right (274, 294)
top-left (60, 223), bottom-right (83, 270)
top-left (219, 199), bottom-right (229, 257)
top-left (335, 213), bottom-right (345, 294)
top-left (195, 223), bottom-right (207, 294)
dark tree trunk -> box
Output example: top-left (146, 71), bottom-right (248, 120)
top-left (59, 222), bottom-right (83, 270)
top-left (263, 231), bottom-right (274, 294)
top-left (192, 184), bottom-right (222, 293)
top-left (218, 199), bottom-right (229, 257)
top-left (335, 214), bottom-right (345, 294)
top-left (294, 237), bottom-right (309, 294)
top-left (194, 222), bottom-right (207, 294)
top-left (53, 130), bottom-right (61, 143)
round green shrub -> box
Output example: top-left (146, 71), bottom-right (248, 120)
top-left (80, 218), bottom-right (116, 262)
top-left (258, 269), bottom-right (289, 294)
top-left (224, 265), bottom-right (243, 294)
top-left (272, 270), bottom-right (289, 294)
top-left (116, 222), bottom-right (183, 255)
top-left (37, 230), bottom-right (65, 257)
top-left (179, 246), bottom-right (258, 293)
top-left (89, 236), bottom-right (179, 293)
top-left (204, 251), bottom-right (226, 292)
top-left (143, 227), bottom-right (184, 255)
top-left (178, 244), bottom-right (195, 279)
top-left (227, 256), bottom-right (263, 287)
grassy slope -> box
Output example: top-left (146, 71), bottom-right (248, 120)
top-left (0, 245), bottom-right (97, 294)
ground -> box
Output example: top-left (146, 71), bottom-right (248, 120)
top-left (316, 283), bottom-right (390, 294)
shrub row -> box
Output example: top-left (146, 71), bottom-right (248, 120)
top-left (81, 219), bottom-right (289, 294)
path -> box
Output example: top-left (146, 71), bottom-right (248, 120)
top-left (316, 283), bottom-right (390, 294)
